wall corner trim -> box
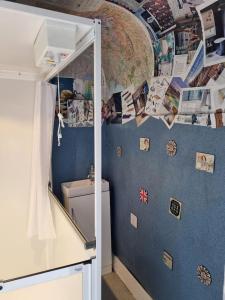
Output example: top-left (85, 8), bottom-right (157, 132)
top-left (113, 256), bottom-right (153, 300)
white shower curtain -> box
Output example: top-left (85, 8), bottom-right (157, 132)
top-left (28, 81), bottom-right (56, 240)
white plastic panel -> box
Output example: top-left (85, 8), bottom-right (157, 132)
top-left (0, 272), bottom-right (83, 300)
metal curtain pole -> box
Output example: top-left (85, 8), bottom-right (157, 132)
top-left (93, 18), bottom-right (102, 300)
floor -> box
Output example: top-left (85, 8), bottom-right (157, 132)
top-left (102, 273), bottom-right (135, 300)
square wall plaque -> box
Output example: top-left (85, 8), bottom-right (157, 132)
top-left (163, 251), bottom-right (173, 270)
top-left (195, 152), bottom-right (214, 174)
top-left (169, 198), bottom-right (181, 220)
top-left (140, 138), bottom-right (150, 151)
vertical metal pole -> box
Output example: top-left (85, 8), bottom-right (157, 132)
top-left (94, 19), bottom-right (102, 300)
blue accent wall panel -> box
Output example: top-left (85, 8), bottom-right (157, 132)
top-left (102, 119), bottom-right (225, 300)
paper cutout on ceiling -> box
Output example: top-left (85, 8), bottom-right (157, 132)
top-left (50, 0), bottom-right (225, 130)
top-left (100, 0), bottom-right (225, 130)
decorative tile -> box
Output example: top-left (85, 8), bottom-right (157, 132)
top-left (116, 146), bottom-right (123, 157)
top-left (169, 198), bottom-right (181, 220)
top-left (140, 138), bottom-right (150, 151)
top-left (139, 188), bottom-right (148, 204)
top-left (197, 265), bottom-right (212, 286)
top-left (195, 152), bottom-right (214, 174)
top-left (163, 251), bottom-right (173, 270)
top-left (166, 140), bottom-right (177, 156)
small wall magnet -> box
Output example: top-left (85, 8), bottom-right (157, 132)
top-left (195, 152), bottom-right (214, 174)
top-left (139, 188), bottom-right (148, 204)
top-left (116, 146), bottom-right (123, 157)
top-left (197, 265), bottom-right (212, 286)
top-left (166, 140), bottom-right (177, 157)
top-left (140, 138), bottom-right (150, 151)
top-left (163, 251), bottom-right (173, 270)
top-left (169, 198), bottom-right (181, 220)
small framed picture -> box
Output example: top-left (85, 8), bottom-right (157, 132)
top-left (140, 138), bottom-right (150, 151)
top-left (195, 152), bottom-right (215, 174)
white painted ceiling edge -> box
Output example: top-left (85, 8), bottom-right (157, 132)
top-left (0, 0), bottom-right (95, 80)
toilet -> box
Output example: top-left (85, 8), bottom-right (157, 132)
top-left (61, 179), bottom-right (112, 275)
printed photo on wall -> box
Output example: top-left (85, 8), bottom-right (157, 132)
top-left (179, 87), bottom-right (212, 114)
top-left (132, 81), bottom-right (150, 127)
top-left (140, 138), bottom-right (150, 151)
top-left (145, 77), bottom-right (171, 118)
top-left (173, 11), bottom-right (203, 77)
top-left (153, 32), bottom-right (175, 77)
top-left (121, 85), bottom-right (136, 124)
top-left (67, 99), bottom-right (94, 127)
top-left (195, 152), bottom-right (215, 173)
top-left (198, 0), bottom-right (225, 66)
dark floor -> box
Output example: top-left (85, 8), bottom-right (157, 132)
top-left (102, 273), bottom-right (135, 300)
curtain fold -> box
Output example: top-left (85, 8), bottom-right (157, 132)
top-left (28, 81), bottom-right (56, 240)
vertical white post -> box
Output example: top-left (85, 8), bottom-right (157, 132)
top-left (94, 19), bottom-right (102, 300)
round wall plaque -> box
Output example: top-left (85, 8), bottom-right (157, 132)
top-left (197, 265), bottom-right (212, 286)
top-left (166, 140), bottom-right (177, 157)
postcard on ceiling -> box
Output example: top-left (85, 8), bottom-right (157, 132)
top-left (173, 11), bottom-right (203, 78)
top-left (211, 111), bottom-right (225, 128)
top-left (161, 77), bottom-right (188, 129)
top-left (175, 113), bottom-right (212, 127)
top-left (145, 76), bottom-right (171, 118)
top-left (179, 87), bottom-right (212, 115)
top-left (67, 99), bottom-right (94, 128)
top-left (153, 32), bottom-right (175, 77)
top-left (121, 85), bottom-right (136, 124)
top-left (197, 0), bottom-right (225, 67)
top-left (191, 63), bottom-right (225, 87)
top-left (184, 41), bottom-right (204, 86)
top-left (133, 81), bottom-right (150, 127)
top-left (167, 0), bottom-right (204, 22)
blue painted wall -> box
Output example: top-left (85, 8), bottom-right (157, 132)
top-left (102, 119), bottom-right (225, 300)
top-left (51, 77), bottom-right (94, 201)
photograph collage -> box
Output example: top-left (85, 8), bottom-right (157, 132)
top-left (103, 0), bottom-right (225, 130)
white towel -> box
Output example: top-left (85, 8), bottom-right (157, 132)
top-left (28, 81), bottom-right (56, 240)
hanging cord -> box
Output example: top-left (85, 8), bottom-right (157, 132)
top-left (57, 74), bottom-right (65, 146)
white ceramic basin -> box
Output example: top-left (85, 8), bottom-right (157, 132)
top-left (61, 179), bottom-right (109, 198)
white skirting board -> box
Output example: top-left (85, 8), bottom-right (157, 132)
top-left (113, 256), bottom-right (153, 300)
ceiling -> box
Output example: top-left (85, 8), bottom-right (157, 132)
top-left (0, 7), bottom-right (43, 73)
